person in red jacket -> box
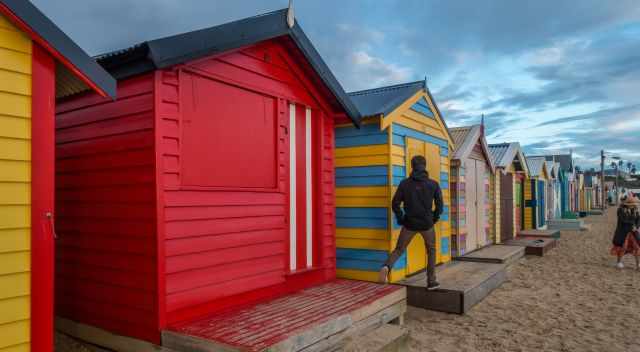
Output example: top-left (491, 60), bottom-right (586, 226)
top-left (378, 155), bottom-right (443, 290)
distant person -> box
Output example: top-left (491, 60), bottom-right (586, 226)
top-left (611, 194), bottom-right (640, 270)
top-left (378, 155), bottom-right (443, 290)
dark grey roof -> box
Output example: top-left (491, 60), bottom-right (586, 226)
top-left (95, 9), bottom-right (360, 126)
top-left (541, 154), bottom-right (574, 172)
top-left (0, 0), bottom-right (116, 98)
top-left (347, 81), bottom-right (425, 117)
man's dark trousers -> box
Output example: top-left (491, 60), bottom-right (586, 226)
top-left (384, 227), bottom-right (436, 283)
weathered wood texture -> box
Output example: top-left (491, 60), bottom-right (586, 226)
top-left (163, 280), bottom-right (406, 352)
top-left (400, 261), bottom-right (506, 314)
top-left (454, 245), bottom-right (524, 265)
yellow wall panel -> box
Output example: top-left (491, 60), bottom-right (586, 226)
top-left (391, 145), bottom-right (404, 158)
top-left (0, 251), bottom-right (29, 275)
top-left (0, 161), bottom-right (30, 182)
top-left (0, 27), bottom-right (31, 54)
top-left (0, 115), bottom-right (30, 139)
top-left (335, 144), bottom-right (387, 158)
top-left (0, 272), bottom-right (29, 300)
top-left (335, 155), bottom-right (388, 167)
top-left (336, 186), bottom-right (388, 198)
top-left (0, 343), bottom-right (29, 352)
top-left (0, 320), bottom-right (29, 349)
top-left (390, 155), bottom-right (405, 166)
top-left (0, 206), bottom-right (29, 229)
top-left (0, 229), bottom-right (30, 254)
top-left (0, 296), bottom-right (29, 325)
top-left (0, 70), bottom-right (29, 96)
top-left (336, 196), bottom-right (388, 207)
top-left (395, 114), bottom-right (446, 140)
top-left (0, 92), bottom-right (30, 118)
top-left (0, 16), bottom-right (31, 351)
top-left (0, 50), bottom-right (31, 74)
top-left (0, 183), bottom-right (29, 205)
top-left (402, 109), bottom-right (445, 133)
top-left (336, 228), bottom-right (388, 240)
top-left (336, 238), bottom-right (388, 251)
top-left (0, 139), bottom-right (30, 161)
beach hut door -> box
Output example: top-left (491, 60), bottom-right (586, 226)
top-left (404, 137), bottom-right (441, 274)
top-left (500, 173), bottom-right (514, 242)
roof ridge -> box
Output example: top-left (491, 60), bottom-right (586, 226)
top-left (450, 124), bottom-right (479, 131)
top-left (348, 80), bottom-right (425, 96)
top-left (94, 8), bottom-right (289, 60)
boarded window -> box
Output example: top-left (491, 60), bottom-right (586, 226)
top-left (181, 73), bottom-right (278, 189)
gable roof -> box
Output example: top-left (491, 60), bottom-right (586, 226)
top-left (348, 81), bottom-right (425, 118)
top-left (0, 0), bottom-right (116, 98)
top-left (450, 125), bottom-right (495, 172)
top-left (526, 156), bottom-right (548, 178)
top-left (545, 161), bottom-right (558, 178)
top-left (95, 8), bottom-right (360, 125)
top-left (488, 142), bottom-right (528, 174)
top-left (542, 154), bottom-right (574, 172)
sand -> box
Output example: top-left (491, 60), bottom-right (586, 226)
top-left (405, 208), bottom-right (640, 352)
top-left (55, 208), bottom-right (640, 352)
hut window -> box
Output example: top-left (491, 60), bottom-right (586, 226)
top-left (181, 73), bottom-right (278, 189)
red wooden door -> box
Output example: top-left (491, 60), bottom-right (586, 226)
top-left (288, 103), bottom-right (317, 272)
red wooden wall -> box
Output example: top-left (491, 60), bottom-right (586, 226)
top-left (55, 74), bottom-right (159, 342)
top-left (157, 38), bottom-right (338, 325)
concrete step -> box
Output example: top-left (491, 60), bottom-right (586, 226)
top-left (343, 324), bottom-right (408, 352)
top-left (547, 218), bottom-right (585, 231)
top-left (398, 261), bottom-right (507, 314)
top-left (454, 245), bottom-right (525, 265)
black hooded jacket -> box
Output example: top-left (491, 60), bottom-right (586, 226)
top-left (392, 168), bottom-right (443, 231)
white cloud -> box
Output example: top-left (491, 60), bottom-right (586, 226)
top-left (346, 51), bottom-right (413, 90)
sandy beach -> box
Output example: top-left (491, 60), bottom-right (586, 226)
top-left (55, 208), bottom-right (640, 352)
top-left (405, 208), bottom-right (640, 352)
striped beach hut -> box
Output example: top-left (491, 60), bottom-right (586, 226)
top-left (335, 80), bottom-right (454, 283)
top-left (0, 1), bottom-right (115, 351)
top-left (544, 154), bottom-right (575, 218)
top-left (449, 125), bottom-right (495, 256)
top-left (546, 161), bottom-right (562, 219)
top-left (488, 143), bottom-right (528, 242)
top-left (524, 156), bottom-right (550, 229)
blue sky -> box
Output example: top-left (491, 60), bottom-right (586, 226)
top-left (34, 0), bottom-right (640, 169)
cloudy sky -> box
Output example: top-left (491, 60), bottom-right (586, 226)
top-left (33, 0), bottom-right (640, 169)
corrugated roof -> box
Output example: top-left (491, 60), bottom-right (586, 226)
top-left (95, 8), bottom-right (360, 125)
top-left (488, 143), bottom-right (510, 167)
top-left (449, 126), bottom-right (474, 149)
top-left (347, 81), bottom-right (425, 117)
top-left (526, 156), bottom-right (547, 177)
top-left (0, 0), bottom-right (116, 98)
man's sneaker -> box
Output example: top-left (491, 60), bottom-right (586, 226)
top-left (426, 281), bottom-right (440, 291)
top-left (378, 266), bottom-right (390, 284)
top-left (616, 262), bottom-right (625, 269)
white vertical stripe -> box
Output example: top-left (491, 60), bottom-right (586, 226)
top-left (305, 107), bottom-right (313, 267)
top-left (289, 103), bottom-right (297, 271)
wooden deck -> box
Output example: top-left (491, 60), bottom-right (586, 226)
top-left (163, 279), bottom-right (406, 352)
top-left (399, 261), bottom-right (506, 314)
top-left (455, 245), bottom-right (525, 265)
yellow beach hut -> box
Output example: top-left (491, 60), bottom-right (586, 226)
top-left (0, 1), bottom-right (115, 351)
top-left (334, 80), bottom-right (455, 282)
top-left (524, 156), bottom-right (551, 229)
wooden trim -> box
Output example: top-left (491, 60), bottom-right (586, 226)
top-left (31, 43), bottom-right (55, 352)
top-left (153, 70), bottom-right (167, 329)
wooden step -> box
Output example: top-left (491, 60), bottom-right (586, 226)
top-left (343, 324), bottom-right (408, 352)
top-left (504, 237), bottom-right (557, 256)
top-left (517, 228), bottom-right (561, 239)
top-left (547, 219), bottom-right (586, 231)
top-left (398, 261), bottom-right (506, 314)
top-left (454, 245), bottom-right (525, 265)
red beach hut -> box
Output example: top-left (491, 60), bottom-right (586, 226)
top-left (54, 8), bottom-right (407, 351)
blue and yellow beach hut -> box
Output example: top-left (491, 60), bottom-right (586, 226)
top-left (334, 80), bottom-right (454, 282)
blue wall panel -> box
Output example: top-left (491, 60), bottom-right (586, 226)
top-left (337, 248), bottom-right (406, 270)
top-left (441, 237), bottom-right (450, 255)
top-left (409, 98), bottom-right (435, 118)
top-left (336, 207), bottom-right (388, 229)
top-left (392, 124), bottom-right (449, 149)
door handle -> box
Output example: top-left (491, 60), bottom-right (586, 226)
top-left (46, 212), bottom-right (57, 239)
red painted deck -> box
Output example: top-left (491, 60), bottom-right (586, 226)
top-left (167, 279), bottom-right (403, 351)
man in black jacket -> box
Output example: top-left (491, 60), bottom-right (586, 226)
top-left (379, 155), bottom-right (443, 290)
